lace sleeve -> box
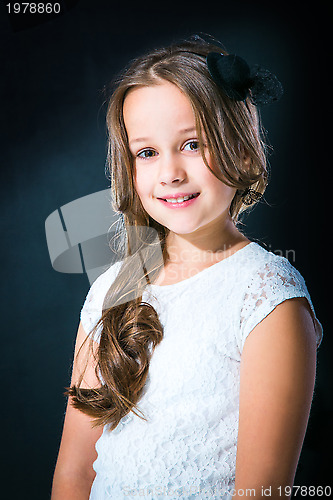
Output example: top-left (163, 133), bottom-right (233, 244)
top-left (239, 259), bottom-right (323, 352)
top-left (80, 261), bottom-right (121, 343)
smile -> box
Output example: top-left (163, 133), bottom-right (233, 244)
top-left (157, 192), bottom-right (200, 208)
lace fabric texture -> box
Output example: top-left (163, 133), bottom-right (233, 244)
top-left (80, 242), bottom-right (323, 500)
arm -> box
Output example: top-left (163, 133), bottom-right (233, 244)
top-left (51, 321), bottom-right (104, 500)
top-left (234, 297), bottom-right (317, 500)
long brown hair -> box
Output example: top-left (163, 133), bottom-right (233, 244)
top-left (66, 35), bottom-right (269, 431)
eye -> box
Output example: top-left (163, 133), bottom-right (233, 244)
top-left (183, 140), bottom-right (200, 152)
top-left (136, 148), bottom-right (157, 160)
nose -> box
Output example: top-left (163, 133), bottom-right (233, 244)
top-left (158, 153), bottom-right (186, 186)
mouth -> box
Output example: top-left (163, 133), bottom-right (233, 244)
top-left (157, 192), bottom-right (200, 208)
top-left (158, 193), bottom-right (200, 203)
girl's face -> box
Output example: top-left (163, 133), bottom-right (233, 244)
top-left (123, 81), bottom-right (236, 237)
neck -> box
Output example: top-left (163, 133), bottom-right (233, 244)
top-left (165, 215), bottom-right (249, 265)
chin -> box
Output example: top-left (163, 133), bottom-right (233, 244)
top-left (164, 223), bottom-right (202, 235)
top-left (148, 210), bottom-right (209, 235)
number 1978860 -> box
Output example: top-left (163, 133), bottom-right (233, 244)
top-left (6, 3), bottom-right (61, 14)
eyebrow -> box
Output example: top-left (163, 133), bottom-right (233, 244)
top-left (129, 126), bottom-right (197, 146)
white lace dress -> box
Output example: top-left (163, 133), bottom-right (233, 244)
top-left (80, 242), bottom-right (323, 500)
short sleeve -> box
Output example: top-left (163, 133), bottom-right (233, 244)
top-left (80, 261), bottom-right (122, 343)
top-left (239, 259), bottom-right (323, 352)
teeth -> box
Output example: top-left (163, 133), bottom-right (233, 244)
top-left (165, 194), bottom-right (195, 203)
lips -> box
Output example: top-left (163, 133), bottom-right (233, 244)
top-left (157, 192), bottom-right (200, 203)
top-left (157, 192), bottom-right (200, 209)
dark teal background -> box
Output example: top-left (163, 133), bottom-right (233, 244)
top-left (0, 1), bottom-right (329, 498)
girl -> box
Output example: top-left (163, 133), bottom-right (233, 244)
top-left (51, 36), bottom-right (323, 500)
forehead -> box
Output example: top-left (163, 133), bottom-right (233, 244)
top-left (123, 81), bottom-right (196, 138)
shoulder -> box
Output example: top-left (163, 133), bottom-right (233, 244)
top-left (234, 242), bottom-right (323, 352)
top-left (80, 259), bottom-right (122, 340)
top-left (239, 241), bottom-right (301, 277)
top-left (84, 259), bottom-right (122, 306)
top-left (238, 242), bottom-right (310, 291)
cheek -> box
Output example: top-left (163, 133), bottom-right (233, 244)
top-left (200, 157), bottom-right (233, 194)
top-left (204, 172), bottom-right (237, 205)
top-left (218, 184), bottom-right (237, 206)
top-left (134, 168), bottom-right (152, 203)
top-left (201, 167), bottom-right (228, 193)
top-left (133, 167), bottom-right (144, 196)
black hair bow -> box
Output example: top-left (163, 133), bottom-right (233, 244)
top-left (206, 52), bottom-right (283, 105)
